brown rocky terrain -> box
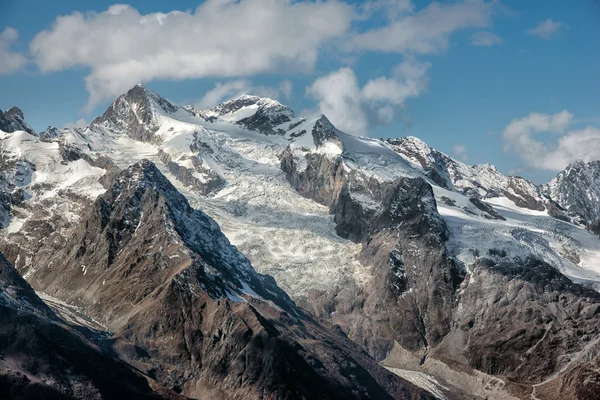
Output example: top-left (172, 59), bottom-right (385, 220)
top-left (0, 159), bottom-right (435, 399)
top-left (0, 252), bottom-right (183, 400)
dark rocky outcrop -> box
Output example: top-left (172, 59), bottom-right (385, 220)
top-left (0, 107), bottom-right (35, 135)
top-left (0, 252), bottom-right (181, 400)
top-left (281, 147), bottom-right (463, 361)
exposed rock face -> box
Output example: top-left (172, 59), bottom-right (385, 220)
top-left (1, 159), bottom-right (433, 399)
top-left (433, 257), bottom-right (600, 383)
top-left (0, 107), bottom-right (35, 135)
top-left (311, 115), bottom-right (344, 148)
top-left (545, 160), bottom-right (600, 228)
top-left (193, 95), bottom-right (296, 135)
top-left (281, 147), bottom-right (463, 361)
top-left (282, 144), bottom-right (600, 398)
top-left (89, 84), bottom-right (181, 142)
top-left (387, 137), bottom-right (547, 211)
top-left (39, 126), bottom-right (61, 141)
top-left (0, 252), bottom-right (181, 400)
top-left (0, 140), bottom-right (36, 228)
top-left (157, 148), bottom-right (226, 196)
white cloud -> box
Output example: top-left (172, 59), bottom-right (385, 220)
top-left (502, 110), bottom-right (600, 170)
top-left (305, 67), bottom-right (368, 136)
top-left (279, 79), bottom-right (293, 99)
top-left (306, 57), bottom-right (430, 136)
top-left (470, 31), bottom-right (503, 46)
top-left (352, 0), bottom-right (492, 54)
top-left (0, 27), bottom-right (27, 74)
top-left (453, 144), bottom-right (468, 161)
top-left (362, 57), bottom-right (430, 105)
top-left (195, 79), bottom-right (293, 109)
top-left (63, 118), bottom-right (88, 129)
top-left (360, 0), bottom-right (415, 20)
top-left (526, 19), bottom-right (561, 39)
top-left (376, 105), bottom-right (395, 124)
top-left (30, 1), bottom-right (354, 110)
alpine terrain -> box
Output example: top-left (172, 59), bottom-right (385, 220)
top-left (1, 85), bottom-right (600, 400)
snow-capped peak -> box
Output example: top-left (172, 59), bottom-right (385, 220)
top-left (88, 84), bottom-right (183, 142)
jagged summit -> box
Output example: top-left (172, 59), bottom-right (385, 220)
top-left (187, 93), bottom-right (297, 135)
top-left (208, 94), bottom-right (295, 117)
top-left (89, 84), bottom-right (181, 142)
top-left (545, 159), bottom-right (600, 228)
top-left (386, 135), bottom-right (547, 210)
top-left (0, 106), bottom-right (35, 135)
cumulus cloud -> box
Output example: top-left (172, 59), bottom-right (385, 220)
top-left (526, 19), bottom-right (561, 39)
top-left (0, 27), bottom-right (27, 74)
top-left (195, 79), bottom-right (292, 108)
top-left (306, 57), bottom-right (430, 136)
top-left (305, 67), bottom-right (368, 136)
top-left (352, 0), bottom-right (492, 54)
top-left (30, 1), bottom-right (354, 110)
top-left (502, 110), bottom-right (600, 170)
top-left (470, 31), bottom-right (503, 46)
top-left (453, 145), bottom-right (468, 161)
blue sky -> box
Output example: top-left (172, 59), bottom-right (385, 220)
top-left (0, 0), bottom-right (599, 183)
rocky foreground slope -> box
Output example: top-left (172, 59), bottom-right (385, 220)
top-left (1, 85), bottom-right (600, 399)
top-left (0, 250), bottom-right (184, 400)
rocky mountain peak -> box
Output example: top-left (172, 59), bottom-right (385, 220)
top-left (89, 84), bottom-right (180, 142)
top-left (311, 114), bottom-right (343, 148)
top-left (0, 106), bottom-right (35, 135)
top-left (211, 94), bottom-right (295, 118)
top-left (5, 106), bottom-right (25, 121)
top-left (545, 159), bottom-right (600, 227)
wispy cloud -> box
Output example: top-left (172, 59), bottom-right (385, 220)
top-left (453, 144), bottom-right (468, 161)
top-left (0, 27), bottom-right (27, 74)
top-left (470, 31), bottom-right (503, 46)
top-left (63, 118), bottom-right (88, 130)
top-left (352, 0), bottom-right (493, 54)
top-left (526, 19), bottom-right (562, 39)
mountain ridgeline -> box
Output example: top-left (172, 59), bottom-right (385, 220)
top-left (0, 85), bottom-right (599, 399)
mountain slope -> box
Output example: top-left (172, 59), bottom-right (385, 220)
top-left (0, 251), bottom-right (182, 400)
top-left (1, 156), bottom-right (433, 399)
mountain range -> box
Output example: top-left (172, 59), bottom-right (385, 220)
top-left (0, 85), bottom-right (599, 399)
